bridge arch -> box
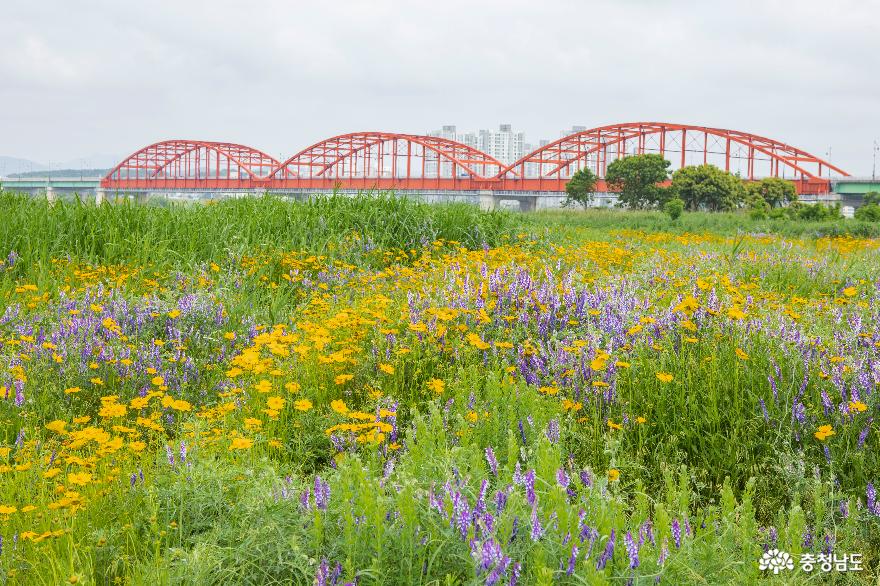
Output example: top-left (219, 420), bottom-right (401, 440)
top-left (498, 123), bottom-right (848, 189)
top-left (102, 140), bottom-right (280, 188)
top-left (268, 132), bottom-right (506, 182)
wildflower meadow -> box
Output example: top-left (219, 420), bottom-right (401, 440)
top-left (0, 192), bottom-right (878, 584)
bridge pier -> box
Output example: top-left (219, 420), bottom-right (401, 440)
top-left (95, 188), bottom-right (106, 205)
top-left (478, 190), bottom-right (495, 211)
top-left (45, 186), bottom-right (57, 205)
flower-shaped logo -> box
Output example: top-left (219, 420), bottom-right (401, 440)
top-left (759, 549), bottom-right (794, 574)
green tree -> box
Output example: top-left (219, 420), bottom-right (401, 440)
top-left (663, 197), bottom-right (684, 220)
top-left (863, 191), bottom-right (880, 206)
top-left (671, 164), bottom-right (746, 211)
top-left (563, 167), bottom-right (598, 208)
top-left (746, 177), bottom-right (797, 208)
top-left (854, 203), bottom-right (880, 221)
top-left (605, 154), bottom-right (671, 209)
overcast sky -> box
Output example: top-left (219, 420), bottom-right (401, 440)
top-left (2, 0), bottom-right (879, 173)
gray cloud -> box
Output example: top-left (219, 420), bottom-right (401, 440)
top-left (1, 0), bottom-right (878, 173)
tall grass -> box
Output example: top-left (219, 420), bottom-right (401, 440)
top-left (0, 191), bottom-right (513, 269)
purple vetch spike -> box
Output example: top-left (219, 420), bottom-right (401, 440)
top-left (494, 490), bottom-right (508, 514)
top-left (545, 418), bottom-right (560, 443)
top-left (595, 529), bottom-right (615, 570)
top-left (580, 469), bottom-right (593, 488)
top-left (624, 530), bottom-right (639, 568)
top-left (166, 445), bottom-right (175, 467)
top-left (867, 483), bottom-right (879, 516)
top-left (802, 526), bottom-right (814, 549)
top-left (529, 507), bottom-right (544, 541)
top-left (858, 419), bottom-right (872, 449)
top-left (524, 470), bottom-right (536, 507)
top-left (485, 446), bottom-right (498, 476)
top-left (299, 488), bottom-right (311, 511)
top-left (315, 558), bottom-right (330, 586)
top-left (314, 476), bottom-right (330, 511)
top-left (556, 468), bottom-right (570, 490)
top-left (658, 537), bottom-right (669, 565)
top-left (671, 518), bottom-right (682, 548)
top-left (759, 399), bottom-right (769, 424)
top-left (566, 545), bottom-right (579, 575)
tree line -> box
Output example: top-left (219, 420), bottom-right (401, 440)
top-left (562, 154), bottom-right (855, 220)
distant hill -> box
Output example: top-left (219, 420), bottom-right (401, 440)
top-left (0, 156), bottom-right (46, 176)
top-left (5, 169), bottom-right (110, 178)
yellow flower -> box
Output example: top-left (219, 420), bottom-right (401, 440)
top-left (294, 399), bottom-right (313, 412)
top-left (64, 386), bottom-right (81, 394)
top-left (67, 472), bottom-right (92, 486)
top-left (334, 374), bottom-right (354, 385)
top-left (466, 333), bottom-right (490, 351)
top-left (735, 348), bottom-right (749, 361)
top-left (842, 286), bottom-right (857, 297)
top-left (229, 437), bottom-right (253, 451)
top-left (607, 469), bottom-right (620, 482)
top-left (253, 379), bottom-right (273, 393)
top-left (285, 382), bottom-right (301, 393)
top-left (427, 378), bottom-right (445, 394)
top-left (0, 505), bottom-right (17, 515)
top-left (99, 403), bottom-right (127, 418)
top-left (466, 411), bottom-right (479, 423)
top-left (167, 309), bottom-right (181, 319)
top-left (224, 332), bottom-right (236, 340)
top-left (849, 400), bottom-right (868, 413)
top-left (656, 372), bottom-right (674, 383)
top-left (636, 416), bottom-right (646, 424)
top-left (673, 296), bottom-right (699, 314)
top-left (814, 425), bottom-right (835, 441)
top-left (330, 399), bottom-right (349, 414)
top-left (151, 376), bottom-right (165, 386)
top-left (266, 396), bottom-right (286, 411)
top-left (43, 468), bottom-right (61, 479)
top-left (45, 420), bottom-right (67, 434)
top-left (727, 307), bottom-right (746, 320)
top-left (128, 442), bottom-right (146, 452)
top-left (171, 399), bottom-right (192, 412)
top-left (90, 377), bottom-right (104, 386)
top-left (378, 363), bottom-right (395, 375)
top-left (607, 419), bottom-right (622, 431)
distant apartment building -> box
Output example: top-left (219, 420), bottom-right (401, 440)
top-left (427, 124), bottom-right (529, 178)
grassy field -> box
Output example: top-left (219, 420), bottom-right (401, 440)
top-left (0, 192), bottom-right (878, 584)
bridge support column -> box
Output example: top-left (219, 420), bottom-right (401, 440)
top-left (45, 186), bottom-right (56, 205)
top-left (520, 196), bottom-right (537, 213)
top-left (479, 190), bottom-right (495, 211)
top-left (95, 188), bottom-right (106, 205)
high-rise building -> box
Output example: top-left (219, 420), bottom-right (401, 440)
top-left (428, 124), bottom-right (528, 177)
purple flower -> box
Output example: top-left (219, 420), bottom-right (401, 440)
top-left (566, 545), bottom-right (579, 575)
top-left (524, 470), bottom-right (536, 507)
top-left (485, 446), bottom-right (498, 476)
top-left (556, 468), bottom-right (570, 490)
top-left (868, 483), bottom-right (879, 516)
top-left (658, 538), bottom-right (669, 566)
top-left (530, 507), bottom-right (544, 541)
top-left (595, 529), bottom-right (615, 570)
top-left (545, 418), bottom-right (560, 444)
top-left (672, 518), bottom-right (682, 549)
top-left (624, 530), bottom-right (639, 568)
top-left (314, 476), bottom-right (330, 511)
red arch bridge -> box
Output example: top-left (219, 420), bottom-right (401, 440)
top-left (101, 123), bottom-right (849, 210)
